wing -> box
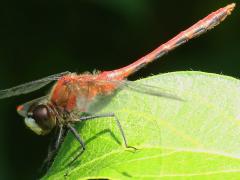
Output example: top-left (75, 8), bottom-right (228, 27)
top-left (122, 81), bottom-right (184, 101)
top-left (55, 78), bottom-right (182, 114)
top-left (122, 80), bottom-right (184, 101)
top-left (0, 71), bottom-right (71, 99)
top-left (72, 79), bottom-right (183, 101)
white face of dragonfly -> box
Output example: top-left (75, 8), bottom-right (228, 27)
top-left (24, 117), bottom-right (43, 135)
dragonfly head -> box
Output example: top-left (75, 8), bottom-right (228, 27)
top-left (17, 102), bottom-right (56, 135)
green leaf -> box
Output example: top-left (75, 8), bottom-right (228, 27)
top-left (43, 71), bottom-right (240, 179)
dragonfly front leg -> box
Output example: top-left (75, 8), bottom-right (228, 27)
top-left (40, 125), bottom-right (66, 176)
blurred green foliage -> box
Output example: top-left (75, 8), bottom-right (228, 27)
top-left (0, 0), bottom-right (239, 179)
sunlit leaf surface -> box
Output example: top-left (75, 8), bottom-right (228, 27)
top-left (43, 71), bottom-right (240, 179)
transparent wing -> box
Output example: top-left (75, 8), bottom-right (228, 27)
top-left (79, 79), bottom-right (183, 101)
top-left (0, 71), bottom-right (71, 99)
top-left (120, 80), bottom-right (184, 101)
top-left (54, 78), bottom-right (182, 114)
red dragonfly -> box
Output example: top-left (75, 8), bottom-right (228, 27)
top-left (0, 3), bottom-right (235, 170)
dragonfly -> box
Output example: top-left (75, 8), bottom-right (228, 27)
top-left (0, 3), bottom-right (235, 172)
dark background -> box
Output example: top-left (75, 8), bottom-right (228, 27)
top-left (0, 0), bottom-right (239, 179)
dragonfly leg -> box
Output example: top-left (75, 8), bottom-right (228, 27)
top-left (64, 114), bottom-right (137, 177)
top-left (67, 123), bottom-right (86, 150)
top-left (64, 124), bottom-right (86, 177)
top-left (39, 125), bottom-right (66, 177)
top-left (54, 125), bottom-right (64, 149)
top-left (79, 113), bottom-right (136, 150)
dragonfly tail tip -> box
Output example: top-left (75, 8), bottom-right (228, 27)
top-left (226, 3), bottom-right (236, 14)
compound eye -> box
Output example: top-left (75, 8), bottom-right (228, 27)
top-left (29, 104), bottom-right (56, 133)
top-left (32, 104), bottom-right (50, 124)
top-left (25, 104), bottom-right (56, 135)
